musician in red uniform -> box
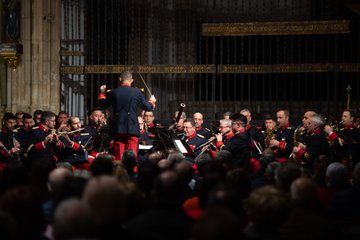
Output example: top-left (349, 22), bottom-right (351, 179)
top-left (325, 109), bottom-right (360, 167)
top-left (293, 114), bottom-right (330, 168)
top-left (215, 113), bottom-right (251, 170)
top-left (193, 112), bottom-right (211, 140)
top-left (269, 110), bottom-right (295, 162)
top-left (27, 111), bottom-right (65, 162)
top-left (0, 112), bottom-right (21, 171)
top-left (240, 108), bottom-right (265, 170)
top-left (183, 118), bottom-right (207, 160)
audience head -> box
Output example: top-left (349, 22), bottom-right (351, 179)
top-left (275, 161), bottom-right (302, 192)
top-left (326, 162), bottom-right (349, 187)
top-left (82, 175), bottom-right (128, 226)
top-left (53, 198), bottom-right (95, 240)
top-left (290, 177), bottom-right (319, 206)
top-left (90, 153), bottom-right (114, 176)
top-left (243, 185), bottom-right (289, 228)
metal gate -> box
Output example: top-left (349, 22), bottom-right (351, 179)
top-left (61, 0), bottom-right (360, 125)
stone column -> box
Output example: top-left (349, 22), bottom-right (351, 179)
top-left (3, 0), bottom-right (61, 115)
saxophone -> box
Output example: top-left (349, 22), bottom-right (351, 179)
top-left (289, 125), bottom-right (305, 161)
top-left (264, 127), bottom-right (278, 148)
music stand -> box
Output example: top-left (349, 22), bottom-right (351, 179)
top-left (148, 127), bottom-right (192, 154)
top-left (89, 125), bottom-right (112, 152)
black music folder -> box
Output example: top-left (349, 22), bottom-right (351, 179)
top-left (148, 127), bottom-right (192, 154)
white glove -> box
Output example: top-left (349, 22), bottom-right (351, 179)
top-left (149, 95), bottom-right (156, 103)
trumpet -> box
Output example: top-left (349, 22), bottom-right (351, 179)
top-left (328, 120), bottom-right (344, 133)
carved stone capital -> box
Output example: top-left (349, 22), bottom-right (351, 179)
top-left (0, 43), bottom-right (22, 70)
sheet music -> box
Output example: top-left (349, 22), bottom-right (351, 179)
top-left (139, 144), bottom-right (153, 150)
top-left (174, 140), bottom-right (188, 154)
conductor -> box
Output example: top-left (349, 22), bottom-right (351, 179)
top-left (99, 71), bottom-right (156, 160)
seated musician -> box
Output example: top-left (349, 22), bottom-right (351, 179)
top-left (263, 113), bottom-right (277, 148)
top-left (17, 113), bottom-right (34, 161)
top-left (269, 110), bottom-right (296, 162)
top-left (0, 113), bottom-right (21, 171)
top-left (84, 108), bottom-right (112, 160)
top-left (183, 118), bottom-right (207, 161)
top-left (169, 110), bottom-right (187, 139)
top-left (59, 116), bottom-right (91, 169)
top-left (143, 110), bottom-right (163, 129)
top-left (207, 118), bottom-right (234, 158)
top-left (139, 116), bottom-right (153, 162)
top-left (324, 109), bottom-right (360, 168)
top-left (56, 111), bottom-right (70, 132)
top-left (240, 108), bottom-right (265, 171)
top-left (84, 108), bottom-right (106, 136)
top-left (214, 113), bottom-right (251, 170)
top-left (27, 111), bottom-right (65, 163)
top-left (293, 114), bottom-right (330, 168)
top-left (193, 112), bottom-right (211, 140)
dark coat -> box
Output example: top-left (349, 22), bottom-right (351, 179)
top-left (223, 131), bottom-right (251, 170)
top-left (297, 129), bottom-right (330, 166)
top-left (275, 125), bottom-right (296, 158)
top-left (99, 85), bottom-right (154, 136)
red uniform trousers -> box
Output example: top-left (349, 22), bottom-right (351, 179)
top-left (113, 134), bottom-right (139, 161)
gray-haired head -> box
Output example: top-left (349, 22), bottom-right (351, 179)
top-left (311, 114), bottom-right (325, 128)
top-left (326, 162), bottom-right (349, 187)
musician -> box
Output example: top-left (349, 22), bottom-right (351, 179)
top-left (139, 116), bottom-right (154, 145)
top-left (183, 118), bottom-right (207, 160)
top-left (0, 112), bottom-right (21, 170)
top-left (207, 119), bottom-right (234, 159)
top-left (14, 111), bottom-right (24, 128)
top-left (193, 112), bottom-right (211, 140)
top-left (99, 71), bottom-right (156, 160)
top-left (269, 110), bottom-right (295, 162)
top-left (218, 119), bottom-right (234, 143)
top-left (169, 110), bottom-right (186, 138)
top-left (293, 114), bottom-right (330, 168)
top-left (32, 109), bottom-right (43, 126)
top-left (143, 110), bottom-right (163, 129)
top-left (27, 111), bottom-right (65, 162)
top-left (263, 113), bottom-right (277, 148)
top-left (59, 116), bottom-right (91, 168)
top-left (223, 111), bottom-right (232, 120)
top-left (299, 110), bottom-right (317, 142)
top-left (324, 109), bottom-right (360, 167)
top-left (17, 113), bottom-right (34, 160)
top-left (84, 107), bottom-right (105, 137)
top-left (214, 113), bottom-right (251, 170)
top-left (240, 108), bottom-right (265, 166)
top-left (56, 110), bottom-right (70, 131)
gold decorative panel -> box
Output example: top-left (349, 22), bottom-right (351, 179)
top-left (60, 63), bottom-right (360, 74)
top-left (60, 66), bottom-right (84, 74)
top-left (202, 20), bottom-right (350, 36)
